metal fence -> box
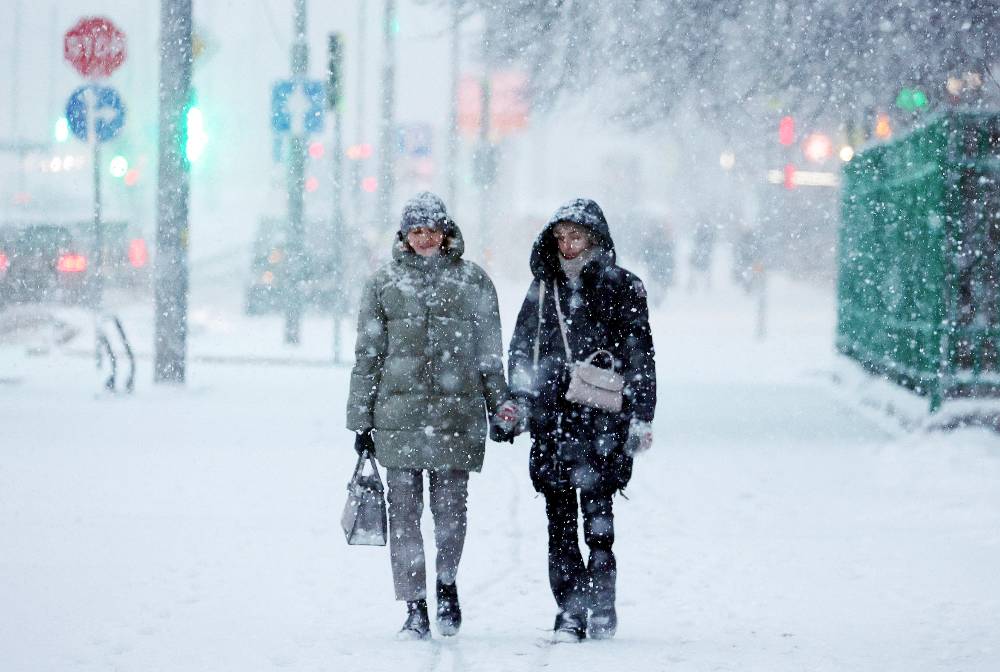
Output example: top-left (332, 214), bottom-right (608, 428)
top-left (838, 112), bottom-right (1000, 411)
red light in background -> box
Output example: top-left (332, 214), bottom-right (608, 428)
top-left (361, 176), bottom-right (378, 193)
top-left (308, 141), bottom-right (325, 159)
top-left (128, 239), bottom-right (148, 268)
top-left (305, 176), bottom-right (319, 192)
top-left (783, 163), bottom-right (796, 190)
top-left (803, 133), bottom-right (833, 163)
top-left (874, 113), bottom-right (892, 139)
top-left (0, 252), bottom-right (8, 274)
top-left (778, 116), bottom-right (795, 146)
top-left (346, 143), bottom-right (374, 160)
top-left (124, 168), bottom-right (140, 186)
top-left (57, 253), bottom-right (87, 273)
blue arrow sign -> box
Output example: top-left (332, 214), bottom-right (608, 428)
top-left (66, 85), bottom-right (126, 143)
top-left (271, 80), bottom-right (325, 136)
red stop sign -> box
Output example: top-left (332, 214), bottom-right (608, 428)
top-left (64, 17), bottom-right (127, 79)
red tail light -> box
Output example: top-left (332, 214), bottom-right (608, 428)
top-left (128, 238), bottom-right (148, 268)
top-left (57, 253), bottom-right (87, 273)
top-left (0, 251), bottom-right (8, 274)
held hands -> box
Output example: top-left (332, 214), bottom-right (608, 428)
top-left (490, 399), bottom-right (526, 443)
top-left (625, 420), bottom-right (653, 456)
top-left (354, 430), bottom-right (375, 457)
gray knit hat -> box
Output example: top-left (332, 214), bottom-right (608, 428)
top-left (400, 192), bottom-right (449, 234)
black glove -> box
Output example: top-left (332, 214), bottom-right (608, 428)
top-left (354, 431), bottom-right (375, 457)
top-left (490, 422), bottom-right (516, 444)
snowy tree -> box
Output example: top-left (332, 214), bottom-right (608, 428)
top-left (449, 0), bottom-right (1000, 133)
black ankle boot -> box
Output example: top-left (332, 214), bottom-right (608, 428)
top-left (397, 599), bottom-right (431, 640)
top-left (553, 610), bottom-right (587, 643)
top-left (436, 579), bottom-right (462, 636)
top-left (588, 606), bottom-right (617, 640)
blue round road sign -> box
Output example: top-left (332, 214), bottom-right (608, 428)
top-left (66, 85), bottom-right (126, 143)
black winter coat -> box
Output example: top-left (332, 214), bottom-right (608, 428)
top-left (508, 199), bottom-right (657, 494)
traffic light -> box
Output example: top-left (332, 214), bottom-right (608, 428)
top-left (327, 33), bottom-right (343, 110)
top-left (54, 117), bottom-right (70, 143)
top-left (874, 114), bottom-right (892, 139)
top-left (109, 154), bottom-right (129, 178)
top-left (896, 88), bottom-right (928, 111)
top-left (184, 90), bottom-right (208, 164)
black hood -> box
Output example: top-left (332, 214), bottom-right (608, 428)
top-left (529, 198), bottom-right (616, 279)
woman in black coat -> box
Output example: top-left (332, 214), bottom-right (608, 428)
top-left (507, 198), bottom-right (657, 642)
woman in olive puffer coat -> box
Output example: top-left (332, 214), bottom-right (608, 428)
top-left (346, 192), bottom-right (515, 640)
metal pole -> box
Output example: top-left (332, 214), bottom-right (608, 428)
top-left (328, 34), bottom-right (345, 363)
top-left (377, 0), bottom-right (397, 235)
top-left (446, 0), bottom-right (460, 208)
top-left (352, 0), bottom-right (366, 229)
top-left (10, 0), bottom-right (19, 140)
top-left (154, 0), bottom-right (192, 384)
top-left (92, 136), bottom-right (104, 308)
top-left (12, 0), bottom-right (25, 197)
top-left (477, 20), bottom-right (493, 261)
top-left (331, 112), bottom-right (344, 361)
top-left (284, 0), bottom-right (309, 345)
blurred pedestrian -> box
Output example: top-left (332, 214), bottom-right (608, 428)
top-left (346, 192), bottom-right (517, 640)
top-left (507, 198), bottom-right (657, 642)
top-left (688, 216), bottom-right (716, 291)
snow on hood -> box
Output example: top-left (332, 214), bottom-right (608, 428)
top-left (529, 198), bottom-right (616, 279)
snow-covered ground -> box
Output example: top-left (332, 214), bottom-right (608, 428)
top-left (2, 260), bottom-right (999, 672)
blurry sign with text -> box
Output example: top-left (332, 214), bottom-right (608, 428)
top-left (396, 123), bottom-right (432, 157)
top-left (64, 17), bottom-right (127, 79)
top-left (458, 71), bottom-right (530, 140)
top-left (65, 85), bottom-right (126, 143)
top-left (271, 80), bottom-right (326, 136)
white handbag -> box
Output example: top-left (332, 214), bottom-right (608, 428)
top-left (533, 281), bottom-right (625, 413)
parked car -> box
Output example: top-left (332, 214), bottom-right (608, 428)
top-left (0, 221), bottom-right (151, 306)
top-left (0, 224), bottom-right (90, 304)
top-left (245, 217), bottom-right (354, 316)
top-left (0, 229), bottom-right (15, 308)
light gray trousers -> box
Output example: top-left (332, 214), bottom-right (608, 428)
top-left (386, 468), bottom-right (470, 602)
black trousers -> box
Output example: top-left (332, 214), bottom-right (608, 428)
top-left (543, 487), bottom-right (616, 616)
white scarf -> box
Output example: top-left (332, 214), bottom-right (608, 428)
top-left (558, 248), bottom-right (593, 286)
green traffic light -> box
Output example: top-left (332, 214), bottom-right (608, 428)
top-left (896, 87), bottom-right (928, 111)
top-left (54, 118), bottom-right (70, 143)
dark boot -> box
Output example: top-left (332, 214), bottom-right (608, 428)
top-left (436, 579), bottom-right (462, 636)
top-left (397, 599), bottom-right (431, 640)
top-left (588, 606), bottom-right (617, 640)
top-left (552, 610), bottom-right (587, 643)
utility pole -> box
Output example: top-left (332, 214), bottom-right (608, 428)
top-left (155, 0), bottom-right (193, 383)
top-left (377, 0), bottom-right (397, 235)
top-left (327, 33), bottom-right (345, 363)
top-left (284, 0), bottom-right (309, 345)
top-left (475, 19), bottom-right (495, 262)
top-left (352, 0), bottom-right (367, 230)
top-left (446, 0), bottom-right (460, 208)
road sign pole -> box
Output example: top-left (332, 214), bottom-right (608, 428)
top-left (154, 0), bottom-right (192, 384)
top-left (284, 0), bottom-right (309, 346)
top-left (352, 1), bottom-right (367, 232)
top-left (377, 0), bottom-right (397, 236)
top-left (91, 134), bottom-right (104, 308)
top-left (446, 0), bottom-right (460, 208)
top-left (328, 33), bottom-right (345, 364)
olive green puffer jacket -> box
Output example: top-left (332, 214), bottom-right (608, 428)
top-left (346, 224), bottom-right (507, 472)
